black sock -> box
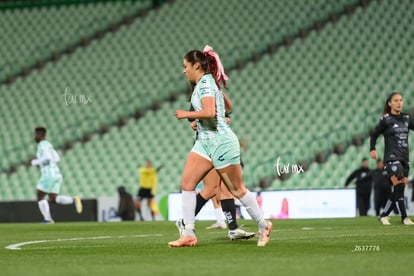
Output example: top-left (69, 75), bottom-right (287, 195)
top-left (394, 183), bottom-right (407, 221)
top-left (221, 199), bottom-right (238, 230)
top-left (136, 208), bottom-right (144, 221)
top-left (195, 193), bottom-right (208, 216)
top-left (380, 191), bottom-right (395, 217)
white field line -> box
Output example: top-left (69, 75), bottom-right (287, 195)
top-left (5, 234), bottom-right (163, 250)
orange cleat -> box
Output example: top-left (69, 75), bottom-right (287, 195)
top-left (168, 236), bottom-right (198, 247)
top-left (257, 221), bottom-right (272, 247)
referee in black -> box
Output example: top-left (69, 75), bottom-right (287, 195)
top-left (370, 92), bottom-right (414, 225)
top-left (371, 159), bottom-right (392, 216)
top-left (344, 158), bottom-right (373, 216)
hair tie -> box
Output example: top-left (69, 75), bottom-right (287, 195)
top-left (203, 45), bottom-right (229, 81)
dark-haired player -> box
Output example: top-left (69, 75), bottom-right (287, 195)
top-left (31, 127), bottom-right (82, 223)
top-left (169, 46), bottom-right (272, 247)
top-left (370, 92), bottom-right (414, 225)
top-left (177, 104), bottom-right (255, 240)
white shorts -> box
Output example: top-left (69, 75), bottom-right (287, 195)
top-left (37, 175), bottom-right (62, 194)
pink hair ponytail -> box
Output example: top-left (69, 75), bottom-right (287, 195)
top-left (203, 45), bottom-right (228, 88)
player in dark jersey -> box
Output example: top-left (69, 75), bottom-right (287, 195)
top-left (370, 92), bottom-right (414, 225)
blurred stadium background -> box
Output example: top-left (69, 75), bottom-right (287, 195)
top-left (1, 0), bottom-right (413, 202)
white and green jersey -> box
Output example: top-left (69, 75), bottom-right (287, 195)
top-left (35, 140), bottom-right (61, 177)
top-left (191, 74), bottom-right (232, 139)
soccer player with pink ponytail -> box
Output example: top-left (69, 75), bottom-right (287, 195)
top-left (169, 46), bottom-right (272, 247)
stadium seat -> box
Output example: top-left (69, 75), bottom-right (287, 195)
top-left (2, 0), bottom-right (414, 200)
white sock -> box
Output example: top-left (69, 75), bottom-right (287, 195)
top-left (56, 195), bottom-right (74, 205)
top-left (239, 190), bottom-right (267, 229)
top-left (182, 190), bottom-right (196, 227)
top-left (38, 199), bottom-right (52, 221)
top-left (214, 207), bottom-right (226, 223)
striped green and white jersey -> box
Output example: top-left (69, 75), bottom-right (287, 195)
top-left (35, 140), bottom-right (61, 177)
top-left (191, 73), bottom-right (232, 139)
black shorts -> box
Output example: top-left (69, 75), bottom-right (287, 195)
top-left (137, 188), bottom-right (153, 199)
top-left (384, 160), bottom-right (409, 180)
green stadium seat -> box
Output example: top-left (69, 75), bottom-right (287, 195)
top-left (3, 0), bottom-right (414, 199)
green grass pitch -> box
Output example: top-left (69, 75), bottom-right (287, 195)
top-left (1, 218), bottom-right (413, 276)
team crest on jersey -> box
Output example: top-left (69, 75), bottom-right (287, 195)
top-left (381, 113), bottom-right (390, 121)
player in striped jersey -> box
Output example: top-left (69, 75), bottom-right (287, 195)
top-left (168, 46), bottom-right (272, 247)
top-left (31, 127), bottom-right (82, 223)
top-left (185, 105), bottom-right (255, 240)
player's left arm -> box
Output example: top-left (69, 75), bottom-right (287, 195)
top-left (409, 114), bottom-right (414, 130)
top-left (51, 148), bottom-right (60, 163)
top-left (187, 104), bottom-right (196, 122)
top-left (151, 173), bottom-right (157, 196)
top-left (222, 91), bottom-right (232, 113)
top-left (344, 170), bottom-right (358, 187)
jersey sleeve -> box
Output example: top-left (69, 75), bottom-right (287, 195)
top-left (344, 169), bottom-right (358, 187)
top-left (370, 115), bottom-right (387, 151)
top-left (409, 114), bottom-right (414, 130)
top-left (198, 78), bottom-right (216, 99)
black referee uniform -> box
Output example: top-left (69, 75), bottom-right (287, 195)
top-left (344, 163), bottom-right (372, 216)
top-left (371, 166), bottom-right (391, 216)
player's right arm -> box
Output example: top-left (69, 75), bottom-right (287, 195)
top-left (370, 115), bottom-right (387, 160)
top-left (31, 144), bottom-right (52, 166)
top-left (31, 144), bottom-right (60, 166)
top-left (344, 170), bottom-right (358, 187)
